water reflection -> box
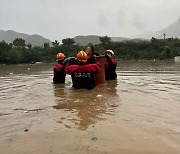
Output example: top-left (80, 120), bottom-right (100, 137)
top-left (53, 81), bottom-right (119, 130)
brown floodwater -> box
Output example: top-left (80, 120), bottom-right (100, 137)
top-left (0, 60), bottom-right (180, 154)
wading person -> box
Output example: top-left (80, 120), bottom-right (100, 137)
top-left (53, 52), bottom-right (66, 84)
top-left (104, 50), bottom-right (117, 80)
top-left (66, 51), bottom-right (101, 90)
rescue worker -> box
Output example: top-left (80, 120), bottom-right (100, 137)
top-left (104, 50), bottom-right (117, 80)
top-left (85, 45), bottom-right (99, 58)
top-left (66, 51), bottom-right (101, 90)
top-left (53, 52), bottom-right (66, 84)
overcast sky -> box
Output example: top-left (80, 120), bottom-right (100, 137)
top-left (0, 0), bottom-right (180, 41)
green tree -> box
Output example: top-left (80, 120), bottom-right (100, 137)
top-left (13, 38), bottom-right (26, 48)
top-left (6, 48), bottom-right (23, 63)
top-left (52, 40), bottom-right (60, 47)
top-left (27, 44), bottom-right (32, 49)
top-left (99, 35), bottom-right (111, 45)
top-left (62, 38), bottom-right (75, 46)
top-left (0, 41), bottom-right (11, 63)
top-left (151, 37), bottom-right (157, 42)
top-left (44, 42), bottom-right (50, 49)
top-left (160, 46), bottom-right (172, 59)
top-left (0, 40), bottom-right (10, 50)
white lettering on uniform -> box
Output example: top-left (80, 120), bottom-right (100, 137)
top-left (74, 72), bottom-right (78, 77)
top-left (87, 73), bottom-right (91, 77)
top-left (74, 72), bottom-right (91, 78)
top-left (78, 73), bottom-right (81, 77)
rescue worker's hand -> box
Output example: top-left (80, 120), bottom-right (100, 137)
top-left (64, 58), bottom-right (70, 64)
top-left (69, 57), bottom-right (77, 64)
top-left (89, 55), bottom-right (96, 63)
top-left (105, 54), bottom-right (111, 61)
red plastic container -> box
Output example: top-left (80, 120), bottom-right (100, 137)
top-left (95, 55), bottom-right (105, 85)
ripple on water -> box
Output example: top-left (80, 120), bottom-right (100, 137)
top-left (0, 61), bottom-right (180, 132)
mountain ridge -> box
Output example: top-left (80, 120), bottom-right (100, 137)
top-left (73, 35), bottom-right (131, 45)
top-left (0, 30), bottom-right (52, 47)
top-left (1, 19), bottom-right (180, 46)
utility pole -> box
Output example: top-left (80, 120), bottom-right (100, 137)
top-left (163, 32), bottom-right (166, 41)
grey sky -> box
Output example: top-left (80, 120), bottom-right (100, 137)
top-left (0, 0), bottom-right (180, 41)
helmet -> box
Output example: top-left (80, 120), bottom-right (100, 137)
top-left (76, 51), bottom-right (87, 63)
top-left (56, 53), bottom-right (65, 60)
top-left (105, 50), bottom-right (114, 56)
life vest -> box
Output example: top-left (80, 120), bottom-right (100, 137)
top-left (66, 61), bottom-right (101, 89)
top-left (54, 63), bottom-right (63, 72)
top-left (104, 58), bottom-right (117, 70)
top-left (104, 58), bottom-right (117, 80)
top-left (53, 62), bottom-right (66, 84)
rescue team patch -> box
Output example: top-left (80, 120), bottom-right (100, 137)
top-left (74, 72), bottom-right (91, 78)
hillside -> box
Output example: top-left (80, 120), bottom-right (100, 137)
top-left (0, 30), bottom-right (52, 46)
top-left (137, 19), bottom-right (180, 39)
top-left (73, 35), bottom-right (130, 46)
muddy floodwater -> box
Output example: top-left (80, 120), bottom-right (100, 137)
top-left (0, 60), bottom-right (180, 154)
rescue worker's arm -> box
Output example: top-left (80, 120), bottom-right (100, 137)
top-left (94, 51), bottom-right (99, 56)
top-left (66, 64), bottom-right (79, 75)
top-left (69, 57), bottom-right (77, 65)
top-left (67, 62), bottom-right (101, 73)
top-left (87, 55), bottom-right (96, 64)
top-left (63, 57), bottom-right (76, 65)
top-left (53, 68), bottom-right (58, 83)
top-left (105, 55), bottom-right (117, 66)
top-left (64, 57), bottom-right (78, 74)
top-left (65, 63), bottom-right (71, 75)
top-left (88, 61), bottom-right (101, 72)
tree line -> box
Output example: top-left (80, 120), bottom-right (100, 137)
top-left (0, 36), bottom-right (180, 64)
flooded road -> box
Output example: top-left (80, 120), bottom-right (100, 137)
top-left (0, 60), bottom-right (180, 154)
